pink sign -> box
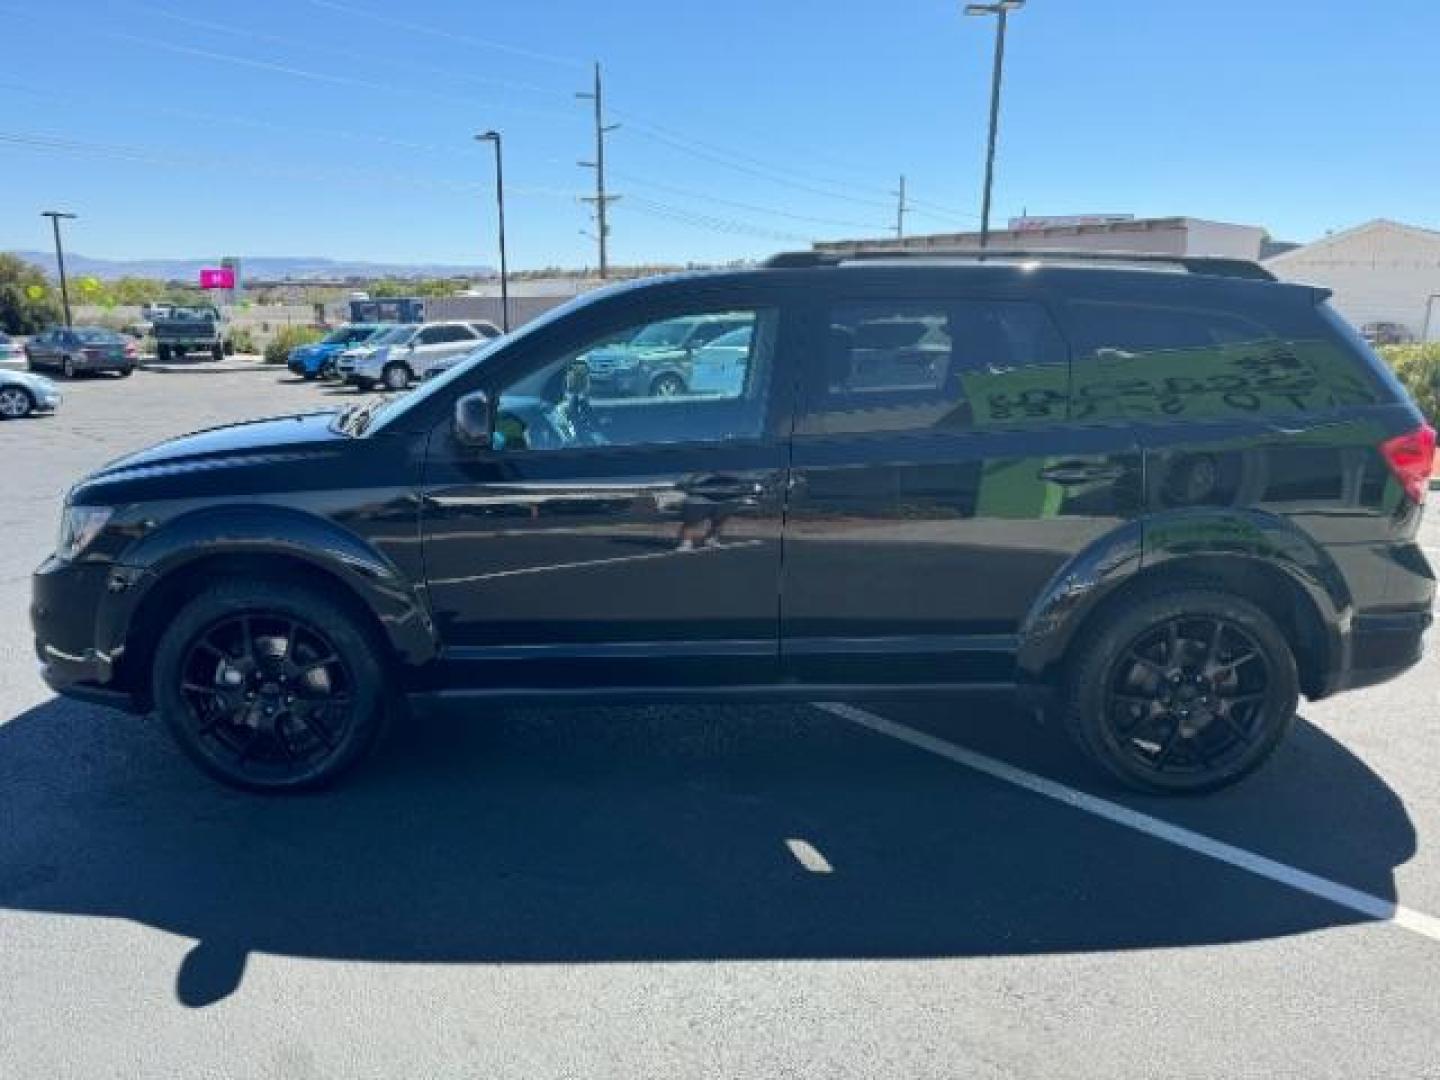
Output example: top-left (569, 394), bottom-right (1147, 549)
top-left (199, 267), bottom-right (236, 289)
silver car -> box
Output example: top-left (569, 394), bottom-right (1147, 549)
top-left (0, 369), bottom-right (61, 419)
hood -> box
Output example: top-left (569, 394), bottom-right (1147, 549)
top-left (2, 369), bottom-right (57, 393)
top-left (86, 411), bottom-right (346, 483)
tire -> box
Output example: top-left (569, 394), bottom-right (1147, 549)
top-left (0, 385), bottom-right (34, 419)
top-left (381, 362), bottom-right (411, 391)
top-left (153, 579), bottom-right (387, 792)
top-left (62, 356), bottom-right (76, 379)
top-left (302, 370), bottom-right (318, 381)
top-left (319, 360), bottom-right (336, 380)
top-left (354, 377), bottom-right (375, 392)
top-left (1064, 585), bottom-right (1299, 794)
top-left (223, 340), bottom-right (236, 356)
top-left (157, 344), bottom-right (172, 363)
top-left (116, 365), bottom-right (134, 378)
top-left (649, 373), bottom-right (685, 397)
top-left (212, 343), bottom-right (225, 362)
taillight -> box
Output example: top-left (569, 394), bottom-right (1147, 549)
top-left (1380, 424), bottom-right (1436, 504)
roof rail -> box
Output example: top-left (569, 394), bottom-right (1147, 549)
top-left (763, 248), bottom-right (1276, 282)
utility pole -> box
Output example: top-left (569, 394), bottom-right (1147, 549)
top-left (41, 210), bottom-right (77, 327)
top-left (476, 131), bottom-right (510, 332)
top-left (577, 62), bottom-right (620, 278)
top-left (965, 1), bottom-right (1025, 251)
top-left (893, 175), bottom-right (909, 241)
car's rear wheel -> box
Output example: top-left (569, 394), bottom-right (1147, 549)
top-left (116, 365), bottom-right (134, 378)
top-left (382, 362), bottom-right (411, 391)
top-left (354, 377), bottom-right (375, 392)
top-left (157, 344), bottom-right (172, 363)
top-left (0, 386), bottom-right (34, 419)
top-left (1065, 586), bottom-right (1298, 794)
top-left (211, 343), bottom-right (225, 362)
top-left (153, 580), bottom-right (386, 792)
top-left (650, 373), bottom-right (685, 397)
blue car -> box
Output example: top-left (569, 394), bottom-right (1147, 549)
top-left (288, 324), bottom-right (392, 380)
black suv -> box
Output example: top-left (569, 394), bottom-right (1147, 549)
top-left (31, 251), bottom-right (1436, 794)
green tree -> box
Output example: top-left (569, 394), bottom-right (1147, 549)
top-left (0, 253), bottom-right (62, 334)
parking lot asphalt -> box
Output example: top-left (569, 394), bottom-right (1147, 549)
top-left (2, 368), bottom-right (1438, 1079)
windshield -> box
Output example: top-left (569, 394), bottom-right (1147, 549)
top-left (364, 326), bottom-right (416, 347)
top-left (324, 325), bottom-right (382, 345)
top-left (627, 319), bottom-right (694, 348)
top-left (74, 329), bottom-right (123, 344)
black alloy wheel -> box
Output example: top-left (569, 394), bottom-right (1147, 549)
top-left (1067, 587), bottom-right (1298, 793)
top-left (155, 581), bottom-right (384, 791)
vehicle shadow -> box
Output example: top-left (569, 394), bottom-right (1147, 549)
top-left (0, 695), bottom-right (1415, 1009)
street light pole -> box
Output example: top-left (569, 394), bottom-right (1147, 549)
top-left (965, 1), bottom-right (1024, 250)
top-left (41, 210), bottom-right (77, 326)
top-left (476, 131), bottom-right (509, 333)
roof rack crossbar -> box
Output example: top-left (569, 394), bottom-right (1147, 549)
top-left (763, 248), bottom-right (1276, 281)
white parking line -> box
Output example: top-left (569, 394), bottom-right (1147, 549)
top-left (785, 838), bottom-right (834, 874)
top-left (814, 701), bottom-right (1440, 944)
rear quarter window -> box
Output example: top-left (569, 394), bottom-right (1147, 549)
top-left (1065, 295), bottom-right (1386, 422)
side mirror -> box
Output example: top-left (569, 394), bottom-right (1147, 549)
top-left (454, 390), bottom-right (495, 448)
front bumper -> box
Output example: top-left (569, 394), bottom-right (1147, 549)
top-left (31, 555), bottom-right (140, 712)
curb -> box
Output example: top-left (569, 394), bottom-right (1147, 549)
top-left (139, 358), bottom-right (275, 375)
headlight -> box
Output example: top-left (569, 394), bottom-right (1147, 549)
top-left (56, 505), bottom-right (113, 561)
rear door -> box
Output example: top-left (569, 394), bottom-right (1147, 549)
top-left (780, 276), bottom-right (1143, 686)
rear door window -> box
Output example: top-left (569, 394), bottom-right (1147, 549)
top-left (1066, 298), bottom-right (1382, 421)
top-left (798, 298), bottom-right (1069, 435)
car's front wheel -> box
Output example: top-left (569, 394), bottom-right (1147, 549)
top-left (153, 579), bottom-right (386, 792)
top-left (382, 362), bottom-right (411, 391)
top-left (1065, 585), bottom-right (1298, 794)
top-left (650, 373), bottom-right (685, 397)
top-left (62, 356), bottom-right (77, 378)
top-left (0, 385), bottom-right (34, 419)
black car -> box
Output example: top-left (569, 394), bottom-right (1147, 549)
top-left (25, 327), bottom-right (138, 378)
top-left (32, 250), bottom-right (1436, 794)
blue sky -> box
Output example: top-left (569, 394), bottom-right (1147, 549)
top-left (1, 0), bottom-right (1436, 271)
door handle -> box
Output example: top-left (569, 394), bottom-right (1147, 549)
top-left (679, 475), bottom-right (765, 499)
top-left (1038, 460), bottom-right (1126, 486)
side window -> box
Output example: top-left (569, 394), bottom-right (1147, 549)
top-left (494, 307), bottom-right (778, 452)
top-left (1067, 299), bottom-right (1380, 421)
top-left (799, 299), bottom-right (1068, 435)
top-left (418, 325), bottom-right (471, 346)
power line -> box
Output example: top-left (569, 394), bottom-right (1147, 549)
top-left (610, 169), bottom-right (877, 231)
top-left (305, 0), bottom-right (586, 69)
top-left (624, 197), bottom-right (812, 244)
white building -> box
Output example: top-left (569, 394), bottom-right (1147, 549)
top-left (1264, 219), bottom-right (1440, 342)
top-left (815, 216), bottom-right (1269, 260)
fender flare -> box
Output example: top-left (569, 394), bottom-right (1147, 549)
top-left (1016, 508), bottom-right (1350, 685)
top-left (97, 504), bottom-right (438, 669)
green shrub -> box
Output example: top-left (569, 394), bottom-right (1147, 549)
top-left (1378, 343), bottom-right (1440, 424)
top-left (228, 327), bottom-right (258, 355)
top-left (262, 324), bottom-right (324, 365)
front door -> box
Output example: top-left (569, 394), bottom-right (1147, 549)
top-left (420, 292), bottom-right (795, 690)
top-left (780, 283), bottom-right (1143, 686)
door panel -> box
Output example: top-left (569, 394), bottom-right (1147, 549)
top-left (780, 290), bottom-right (1143, 685)
top-left (419, 298), bottom-right (794, 690)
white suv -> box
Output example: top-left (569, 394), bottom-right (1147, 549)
top-left (338, 321), bottom-right (499, 390)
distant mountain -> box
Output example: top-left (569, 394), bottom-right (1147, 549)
top-left (7, 251), bottom-right (495, 282)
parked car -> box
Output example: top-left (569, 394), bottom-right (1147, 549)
top-left (287, 323), bottom-right (393, 380)
top-left (1360, 321), bottom-right (1414, 346)
top-left (336, 320), bottom-right (497, 391)
top-left (0, 332), bottom-right (27, 368)
top-left (32, 251), bottom-right (1436, 795)
top-left (152, 306), bottom-right (229, 362)
top-left (687, 325), bottom-right (755, 396)
top-left (582, 313), bottom-right (752, 398)
top-left (24, 327), bottom-right (137, 378)
top-left (0, 368), bottom-right (60, 419)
